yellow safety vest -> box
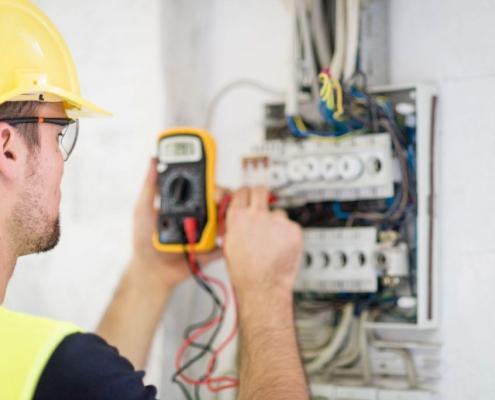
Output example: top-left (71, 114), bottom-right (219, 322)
top-left (0, 306), bottom-right (81, 400)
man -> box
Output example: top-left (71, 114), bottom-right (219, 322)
top-left (0, 1), bottom-right (309, 399)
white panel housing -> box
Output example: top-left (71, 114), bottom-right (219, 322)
top-left (310, 383), bottom-right (435, 400)
top-left (295, 227), bottom-right (379, 293)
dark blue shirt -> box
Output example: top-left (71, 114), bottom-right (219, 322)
top-left (34, 333), bottom-right (158, 400)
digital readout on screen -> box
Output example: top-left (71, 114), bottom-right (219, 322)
top-left (165, 142), bottom-right (196, 157)
top-left (159, 136), bottom-right (202, 163)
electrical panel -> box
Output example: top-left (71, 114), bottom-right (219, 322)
top-left (242, 84), bottom-right (437, 331)
top-left (241, 83), bottom-right (438, 398)
top-left (194, 0), bottom-right (441, 398)
top-left (310, 383), bottom-right (435, 400)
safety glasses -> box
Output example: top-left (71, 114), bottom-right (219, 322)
top-left (0, 117), bottom-right (79, 161)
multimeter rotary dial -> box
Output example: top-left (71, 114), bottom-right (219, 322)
top-left (161, 168), bottom-right (202, 213)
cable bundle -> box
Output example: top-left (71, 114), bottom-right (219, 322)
top-left (172, 217), bottom-right (239, 400)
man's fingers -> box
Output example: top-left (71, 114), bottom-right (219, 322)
top-left (214, 186), bottom-right (231, 204)
top-left (137, 157), bottom-right (158, 210)
top-left (250, 186), bottom-right (269, 211)
top-left (272, 209), bottom-right (288, 219)
top-left (197, 247), bottom-right (224, 265)
top-left (229, 187), bottom-right (250, 210)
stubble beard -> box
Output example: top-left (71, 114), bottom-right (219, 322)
top-left (10, 164), bottom-right (61, 257)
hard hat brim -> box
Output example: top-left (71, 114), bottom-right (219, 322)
top-left (0, 85), bottom-right (112, 118)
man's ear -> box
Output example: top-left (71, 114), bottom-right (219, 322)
top-left (0, 123), bottom-right (25, 181)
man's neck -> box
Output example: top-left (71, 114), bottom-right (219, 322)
top-left (0, 236), bottom-right (16, 304)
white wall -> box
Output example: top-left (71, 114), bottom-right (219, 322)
top-left (389, 1), bottom-right (495, 399)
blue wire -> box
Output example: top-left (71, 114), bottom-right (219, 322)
top-left (407, 145), bottom-right (416, 173)
top-left (385, 196), bottom-right (395, 207)
top-left (333, 202), bottom-right (350, 220)
top-left (286, 116), bottom-right (311, 138)
top-left (287, 115), bottom-right (350, 138)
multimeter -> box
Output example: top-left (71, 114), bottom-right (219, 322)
top-left (152, 127), bottom-right (217, 253)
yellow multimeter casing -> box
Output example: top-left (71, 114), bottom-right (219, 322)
top-left (152, 127), bottom-right (217, 254)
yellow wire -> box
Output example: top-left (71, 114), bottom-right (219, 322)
top-left (330, 77), bottom-right (344, 118)
top-left (294, 115), bottom-right (307, 131)
top-left (319, 73), bottom-right (335, 110)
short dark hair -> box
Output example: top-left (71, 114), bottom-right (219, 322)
top-left (0, 101), bottom-right (41, 150)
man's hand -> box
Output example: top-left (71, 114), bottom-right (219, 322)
top-left (131, 157), bottom-right (221, 290)
top-left (98, 158), bottom-right (222, 369)
top-left (223, 186), bottom-right (309, 400)
top-left (224, 186), bottom-right (303, 297)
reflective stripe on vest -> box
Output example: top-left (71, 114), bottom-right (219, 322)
top-left (0, 307), bottom-right (81, 400)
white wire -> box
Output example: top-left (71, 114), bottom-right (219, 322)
top-left (359, 310), bottom-right (372, 384)
top-left (204, 79), bottom-right (284, 130)
top-left (388, 349), bottom-right (419, 389)
top-left (330, 0), bottom-right (346, 80)
top-left (327, 316), bottom-right (361, 371)
top-left (305, 303), bottom-right (354, 375)
top-left (311, 0), bottom-right (332, 68)
top-left (286, 0), bottom-right (299, 116)
top-left (295, 0), bottom-right (320, 107)
top-left (343, 0), bottom-right (360, 81)
top-left (296, 307), bottom-right (335, 362)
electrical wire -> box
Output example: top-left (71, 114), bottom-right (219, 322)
top-left (389, 349), bottom-right (419, 389)
top-left (305, 303), bottom-right (354, 375)
top-left (171, 249), bottom-right (224, 398)
top-left (174, 259), bottom-right (232, 387)
top-left (330, 0), bottom-right (346, 80)
top-left (311, 0), bottom-right (332, 68)
top-left (286, 0), bottom-right (300, 116)
top-left (343, 0), bottom-right (360, 82)
top-left (205, 79), bottom-right (284, 130)
top-left (358, 310), bottom-right (372, 384)
top-left (296, 306), bottom-right (336, 362)
top-left (327, 316), bottom-right (360, 372)
top-left (183, 297), bottom-right (219, 353)
top-left (172, 217), bottom-right (239, 397)
top-left (171, 228), bottom-right (225, 394)
top-left (346, 118), bottom-right (411, 225)
top-left (295, 0), bottom-right (320, 107)
top-left (174, 270), bottom-right (239, 392)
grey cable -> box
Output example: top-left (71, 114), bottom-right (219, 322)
top-left (311, 0), bottom-right (332, 68)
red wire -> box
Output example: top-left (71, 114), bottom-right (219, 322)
top-left (174, 315), bottom-right (222, 385)
top-left (176, 193), bottom-right (277, 391)
top-left (218, 194), bottom-right (232, 237)
top-left (175, 216), bottom-right (239, 391)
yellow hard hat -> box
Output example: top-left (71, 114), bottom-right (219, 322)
top-left (0, 0), bottom-right (110, 118)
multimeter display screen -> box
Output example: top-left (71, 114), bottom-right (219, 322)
top-left (159, 136), bottom-right (202, 163)
top-left (165, 142), bottom-right (195, 157)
